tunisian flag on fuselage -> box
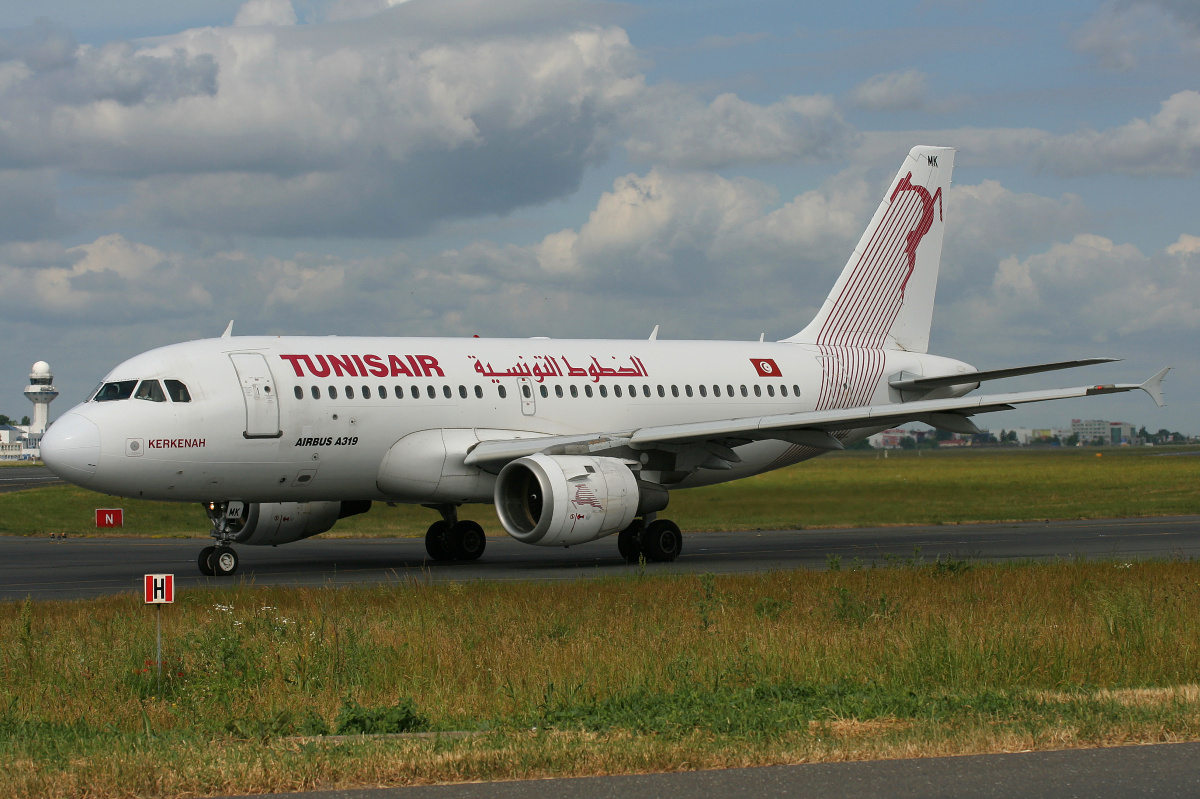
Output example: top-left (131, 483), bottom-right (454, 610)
top-left (751, 358), bottom-right (782, 377)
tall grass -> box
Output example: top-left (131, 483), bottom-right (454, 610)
top-left (4, 561), bottom-right (1200, 796)
top-left (4, 447), bottom-right (1199, 538)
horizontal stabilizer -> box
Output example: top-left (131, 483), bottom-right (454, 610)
top-left (889, 358), bottom-right (1119, 392)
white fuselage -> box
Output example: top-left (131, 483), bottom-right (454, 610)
top-left (46, 336), bottom-right (974, 505)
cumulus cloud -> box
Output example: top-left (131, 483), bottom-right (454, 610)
top-left (233, 0), bottom-right (299, 26)
top-left (0, 235), bottom-right (212, 324)
top-left (0, 2), bottom-right (645, 236)
top-left (624, 90), bottom-right (856, 168)
top-left (850, 69), bottom-right (929, 112)
top-left (1074, 1), bottom-right (1200, 70)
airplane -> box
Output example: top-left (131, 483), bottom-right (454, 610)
top-left (40, 146), bottom-right (1170, 577)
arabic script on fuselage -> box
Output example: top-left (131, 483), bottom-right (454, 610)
top-left (469, 355), bottom-right (648, 383)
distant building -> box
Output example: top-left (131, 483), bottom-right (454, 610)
top-left (1071, 419), bottom-right (1135, 445)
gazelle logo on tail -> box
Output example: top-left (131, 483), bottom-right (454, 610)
top-left (890, 172), bottom-right (943, 293)
top-left (787, 145), bottom-right (955, 355)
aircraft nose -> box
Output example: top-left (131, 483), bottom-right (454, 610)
top-left (41, 411), bottom-right (101, 487)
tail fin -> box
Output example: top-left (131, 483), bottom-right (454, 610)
top-left (785, 145), bottom-right (955, 353)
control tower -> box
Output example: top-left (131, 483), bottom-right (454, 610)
top-left (24, 361), bottom-right (58, 437)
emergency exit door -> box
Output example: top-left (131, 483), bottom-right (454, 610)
top-left (229, 353), bottom-right (282, 438)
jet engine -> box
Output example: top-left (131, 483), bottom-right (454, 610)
top-left (218, 500), bottom-right (372, 546)
top-left (494, 454), bottom-right (668, 547)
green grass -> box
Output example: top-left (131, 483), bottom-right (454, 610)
top-left (2, 447), bottom-right (1198, 538)
top-left (5, 561), bottom-right (1200, 796)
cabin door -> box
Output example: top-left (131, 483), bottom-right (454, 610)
top-left (229, 353), bottom-right (282, 438)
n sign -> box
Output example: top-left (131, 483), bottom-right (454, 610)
top-left (96, 508), bottom-right (124, 528)
top-left (144, 574), bottom-right (174, 604)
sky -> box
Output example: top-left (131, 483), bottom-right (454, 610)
top-left (0, 0), bottom-right (1196, 434)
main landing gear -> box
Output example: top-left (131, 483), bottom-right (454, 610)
top-left (198, 501), bottom-right (242, 577)
top-left (617, 516), bottom-right (683, 564)
top-left (423, 504), bottom-right (487, 562)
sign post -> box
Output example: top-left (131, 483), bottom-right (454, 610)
top-left (144, 574), bottom-right (174, 691)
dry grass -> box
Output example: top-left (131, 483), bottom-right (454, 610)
top-left (4, 560), bottom-right (1200, 796)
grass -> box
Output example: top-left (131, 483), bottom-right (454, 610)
top-left (2, 447), bottom-right (1197, 538)
top-left (4, 560), bottom-right (1200, 796)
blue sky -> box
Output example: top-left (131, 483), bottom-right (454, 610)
top-left (0, 0), bottom-right (1196, 434)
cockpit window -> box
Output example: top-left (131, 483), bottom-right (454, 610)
top-left (134, 380), bottom-right (166, 402)
top-left (93, 380), bottom-right (137, 402)
top-left (164, 380), bottom-right (191, 403)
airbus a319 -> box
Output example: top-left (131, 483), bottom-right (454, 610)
top-left (40, 147), bottom-right (1169, 576)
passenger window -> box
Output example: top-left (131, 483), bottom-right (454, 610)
top-left (539, 385), bottom-right (548, 398)
top-left (657, 385), bottom-right (665, 397)
top-left (475, 385), bottom-right (483, 399)
top-left (740, 385), bottom-right (748, 397)
top-left (134, 380), bottom-right (166, 402)
top-left (585, 385), bottom-right (593, 398)
top-left (570, 385), bottom-right (578, 398)
top-left (379, 386), bottom-right (388, 399)
top-left (164, 380), bottom-right (192, 403)
top-left (612, 385), bottom-right (620, 398)
top-left (643, 385), bottom-right (651, 397)
top-left (362, 386), bottom-right (371, 399)
top-left (727, 385), bottom-right (734, 397)
top-left (410, 386), bottom-right (419, 399)
top-left (793, 384), bottom-right (801, 396)
top-left (460, 385), bottom-right (468, 399)
top-left (671, 385), bottom-right (679, 397)
top-left (628, 384), bottom-right (636, 397)
top-left (685, 385), bottom-right (693, 397)
top-left (498, 385), bottom-right (507, 399)
top-left (522, 384), bottom-right (531, 399)
top-left (780, 385), bottom-right (788, 397)
top-left (712, 385), bottom-right (720, 397)
top-left (311, 386), bottom-right (320, 400)
top-left (754, 385), bottom-right (762, 397)
top-left (767, 385), bottom-right (775, 397)
top-left (329, 386), bottom-right (338, 400)
top-left (94, 380), bottom-right (138, 402)
top-left (699, 385), bottom-right (707, 397)
top-left (346, 386), bottom-right (355, 399)
top-left (555, 385), bottom-right (564, 398)
top-left (294, 386), bottom-right (303, 400)
top-left (427, 385), bottom-right (436, 399)
top-left (600, 385), bottom-right (609, 398)
top-left (395, 385), bottom-right (403, 398)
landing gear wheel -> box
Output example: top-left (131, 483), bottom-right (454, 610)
top-left (425, 521), bottom-right (452, 561)
top-left (618, 521), bottom-right (644, 563)
top-left (641, 519), bottom-right (682, 562)
top-left (198, 545), bottom-right (216, 576)
top-left (211, 546), bottom-right (239, 576)
top-left (450, 520), bottom-right (487, 561)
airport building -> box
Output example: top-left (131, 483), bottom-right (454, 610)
top-left (1071, 419), bottom-right (1135, 445)
top-left (2, 361), bottom-right (58, 460)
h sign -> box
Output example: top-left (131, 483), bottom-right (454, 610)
top-left (144, 574), bottom-right (174, 604)
top-left (96, 508), bottom-right (124, 528)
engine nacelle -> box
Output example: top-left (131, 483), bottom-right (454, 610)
top-left (494, 454), bottom-right (668, 547)
top-left (228, 500), bottom-right (371, 546)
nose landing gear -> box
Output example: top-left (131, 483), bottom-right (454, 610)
top-left (199, 501), bottom-right (245, 576)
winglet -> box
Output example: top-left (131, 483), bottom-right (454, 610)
top-left (649, 325), bottom-right (659, 341)
top-left (221, 320), bottom-right (234, 339)
top-left (1141, 367), bottom-right (1170, 408)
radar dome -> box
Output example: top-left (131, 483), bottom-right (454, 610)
top-left (31, 361), bottom-right (50, 376)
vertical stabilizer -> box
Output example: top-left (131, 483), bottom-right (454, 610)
top-left (785, 146), bottom-right (954, 352)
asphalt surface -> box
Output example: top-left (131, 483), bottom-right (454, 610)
top-left (229, 742), bottom-right (1200, 799)
top-left (0, 465), bottom-right (62, 494)
top-left (4, 514), bottom-right (1199, 601)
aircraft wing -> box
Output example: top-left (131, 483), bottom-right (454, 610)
top-left (463, 368), bottom-right (1169, 469)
